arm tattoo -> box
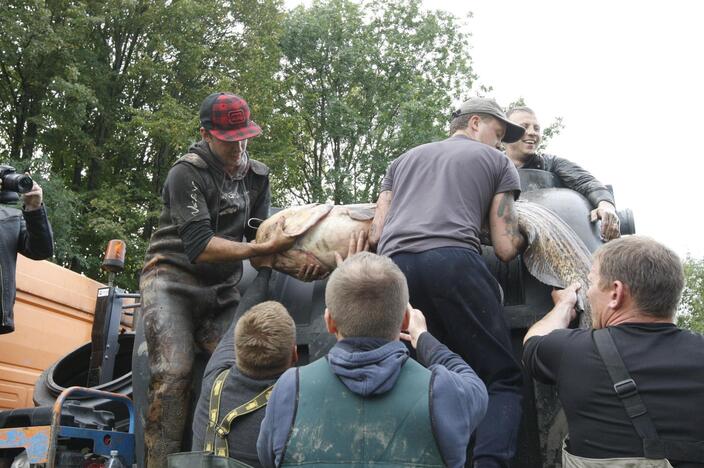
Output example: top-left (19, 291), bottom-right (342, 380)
top-left (499, 193), bottom-right (521, 239)
top-left (497, 192), bottom-right (511, 218)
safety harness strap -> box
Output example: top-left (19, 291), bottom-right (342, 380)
top-left (203, 368), bottom-right (273, 457)
top-left (592, 328), bottom-right (704, 462)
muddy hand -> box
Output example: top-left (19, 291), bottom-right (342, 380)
top-left (266, 218), bottom-right (297, 253)
top-left (551, 282), bottom-right (581, 321)
top-left (334, 231), bottom-right (370, 267)
top-left (296, 263), bottom-right (326, 282)
top-left (250, 248), bottom-right (274, 270)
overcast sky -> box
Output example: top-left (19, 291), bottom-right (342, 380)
top-left (286, 0), bottom-right (704, 258)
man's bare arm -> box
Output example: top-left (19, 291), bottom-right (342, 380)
top-left (523, 283), bottom-right (580, 344)
top-left (195, 220), bottom-right (295, 263)
top-left (489, 191), bottom-right (526, 262)
top-left (369, 190), bottom-right (392, 251)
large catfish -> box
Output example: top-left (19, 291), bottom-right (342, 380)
top-left (255, 203), bottom-right (376, 276)
top-left (515, 200), bottom-right (593, 327)
top-left (256, 201), bottom-right (593, 325)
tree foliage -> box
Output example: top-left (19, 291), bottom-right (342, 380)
top-left (1, 0), bottom-right (285, 289)
top-left (0, 0), bottom-right (482, 290)
top-left (678, 256), bottom-right (704, 334)
top-left (273, 0), bottom-right (475, 204)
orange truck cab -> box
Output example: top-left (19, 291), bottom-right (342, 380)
top-left (0, 255), bottom-right (115, 410)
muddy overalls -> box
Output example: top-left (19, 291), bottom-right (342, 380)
top-left (138, 142), bottom-right (269, 468)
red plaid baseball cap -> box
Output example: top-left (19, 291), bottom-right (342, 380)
top-left (199, 92), bottom-right (262, 142)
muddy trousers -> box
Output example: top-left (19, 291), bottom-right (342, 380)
top-left (391, 247), bottom-right (523, 468)
top-left (138, 268), bottom-right (240, 468)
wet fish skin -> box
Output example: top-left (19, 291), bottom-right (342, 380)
top-left (255, 203), bottom-right (376, 277)
top-left (516, 200), bottom-right (593, 327)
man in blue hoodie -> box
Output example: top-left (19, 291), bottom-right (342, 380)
top-left (257, 252), bottom-right (488, 467)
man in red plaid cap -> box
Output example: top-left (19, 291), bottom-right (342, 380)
top-left (139, 92), bottom-right (310, 467)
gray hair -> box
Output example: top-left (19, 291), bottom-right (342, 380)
top-left (593, 236), bottom-right (684, 319)
top-left (449, 113), bottom-right (494, 135)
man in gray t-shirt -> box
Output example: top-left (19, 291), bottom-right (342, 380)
top-left (370, 98), bottom-right (527, 468)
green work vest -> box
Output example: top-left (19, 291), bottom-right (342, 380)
top-left (281, 356), bottom-right (445, 467)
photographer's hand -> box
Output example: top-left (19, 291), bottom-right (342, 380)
top-left (22, 179), bottom-right (43, 211)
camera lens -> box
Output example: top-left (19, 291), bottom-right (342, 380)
top-left (2, 173), bottom-right (33, 193)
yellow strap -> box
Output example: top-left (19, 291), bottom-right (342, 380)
top-left (213, 385), bottom-right (273, 457)
top-left (203, 368), bottom-right (230, 453)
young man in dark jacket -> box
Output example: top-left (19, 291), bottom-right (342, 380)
top-left (505, 106), bottom-right (621, 241)
top-left (0, 178), bottom-right (53, 334)
top-left (191, 292), bottom-right (297, 467)
top-left (257, 252), bottom-right (488, 468)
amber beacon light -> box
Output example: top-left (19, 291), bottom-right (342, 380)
top-left (102, 239), bottom-right (126, 273)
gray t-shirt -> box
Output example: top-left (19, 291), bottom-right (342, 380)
top-left (377, 135), bottom-right (520, 257)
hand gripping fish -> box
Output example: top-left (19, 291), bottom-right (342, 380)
top-left (255, 203), bottom-right (376, 276)
top-left (256, 201), bottom-right (593, 326)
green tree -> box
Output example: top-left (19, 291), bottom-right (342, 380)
top-left (0, 1), bottom-right (76, 161)
top-left (0, 0), bottom-right (286, 289)
top-left (678, 256), bottom-right (704, 334)
top-left (273, 0), bottom-right (475, 205)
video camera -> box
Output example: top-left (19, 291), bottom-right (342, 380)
top-left (0, 165), bottom-right (33, 204)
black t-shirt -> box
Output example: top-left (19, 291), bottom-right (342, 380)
top-left (523, 324), bottom-right (704, 467)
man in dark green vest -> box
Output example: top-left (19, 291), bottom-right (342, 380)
top-left (257, 252), bottom-right (489, 467)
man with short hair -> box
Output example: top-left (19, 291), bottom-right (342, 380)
top-left (523, 236), bottom-right (704, 467)
top-left (191, 281), bottom-right (297, 468)
top-left (139, 92), bottom-right (314, 467)
top-left (257, 252), bottom-right (488, 468)
top-left (369, 97), bottom-right (527, 468)
top-left (505, 106), bottom-right (620, 241)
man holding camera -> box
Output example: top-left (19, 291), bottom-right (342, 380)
top-left (0, 170), bottom-right (54, 334)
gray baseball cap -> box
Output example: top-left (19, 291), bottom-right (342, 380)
top-left (452, 97), bottom-right (525, 143)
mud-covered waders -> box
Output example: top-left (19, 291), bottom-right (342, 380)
top-left (561, 329), bottom-right (704, 467)
top-left (139, 266), bottom-right (241, 468)
top-left (167, 368), bottom-right (272, 468)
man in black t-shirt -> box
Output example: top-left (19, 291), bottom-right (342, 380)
top-left (523, 236), bottom-right (704, 467)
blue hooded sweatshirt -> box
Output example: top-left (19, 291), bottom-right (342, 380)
top-left (257, 332), bottom-right (488, 467)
